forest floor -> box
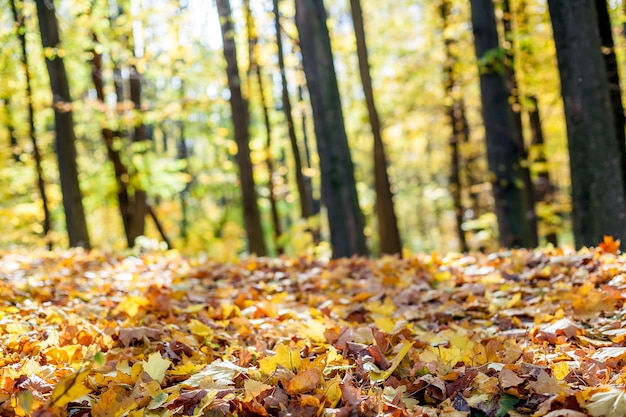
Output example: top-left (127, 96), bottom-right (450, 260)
top-left (1, 240), bottom-right (626, 417)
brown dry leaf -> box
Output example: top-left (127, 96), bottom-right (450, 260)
top-left (117, 327), bottom-right (162, 347)
top-left (499, 367), bottom-right (525, 389)
top-left (286, 368), bottom-right (321, 395)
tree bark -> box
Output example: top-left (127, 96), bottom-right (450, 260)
top-left (440, 0), bottom-right (468, 252)
top-left (470, 0), bottom-right (531, 248)
top-left (89, 33), bottom-right (133, 246)
top-left (501, 0), bottom-right (538, 246)
top-left (245, 0), bottom-right (283, 254)
top-left (217, 0), bottom-right (267, 256)
top-left (127, 65), bottom-right (148, 244)
top-left (349, 0), bottom-right (402, 255)
top-left (594, 0), bottom-right (626, 198)
top-left (527, 95), bottom-right (558, 246)
top-left (11, 0), bottom-right (52, 247)
top-left (35, 0), bottom-right (90, 249)
top-left (273, 0), bottom-right (313, 221)
top-left (548, 0), bottom-right (626, 246)
top-left (295, 0), bottom-right (368, 258)
top-left (1, 98), bottom-right (20, 162)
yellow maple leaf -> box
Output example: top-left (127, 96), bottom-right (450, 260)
top-left (551, 361), bottom-right (570, 381)
top-left (50, 367), bottom-right (92, 408)
top-left (323, 375), bottom-right (342, 407)
top-left (189, 319), bottom-right (213, 338)
top-left (142, 352), bottom-right (171, 384)
top-left (364, 296), bottom-right (396, 316)
top-left (259, 343), bottom-right (302, 374)
top-left (169, 361), bottom-right (200, 376)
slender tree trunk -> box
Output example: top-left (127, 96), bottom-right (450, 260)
top-left (273, 0), bottom-right (313, 220)
top-left (349, 0), bottom-right (402, 255)
top-left (501, 0), bottom-right (538, 246)
top-left (440, 0), bottom-right (468, 252)
top-left (89, 33), bottom-right (133, 245)
top-left (548, 0), bottom-right (626, 246)
top-left (470, 0), bottom-right (531, 248)
top-left (35, 0), bottom-right (90, 249)
top-left (2, 98), bottom-right (20, 162)
top-left (177, 107), bottom-right (189, 243)
top-left (245, 0), bottom-right (283, 254)
top-left (595, 0), bottom-right (626, 197)
top-left (127, 65), bottom-right (148, 243)
top-left (11, 0), bottom-right (52, 247)
top-left (217, 0), bottom-right (267, 256)
top-left (295, 0), bottom-right (368, 258)
top-left (527, 95), bottom-right (558, 246)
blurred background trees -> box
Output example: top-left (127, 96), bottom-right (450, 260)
top-left (0, 0), bottom-right (624, 257)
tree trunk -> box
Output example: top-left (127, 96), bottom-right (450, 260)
top-left (273, 0), bottom-right (313, 221)
top-left (127, 65), bottom-right (148, 243)
top-left (595, 0), bottom-right (626, 198)
top-left (470, 0), bottom-right (531, 248)
top-left (11, 0), bottom-right (52, 247)
top-left (2, 98), bottom-right (20, 162)
top-left (89, 33), bottom-right (133, 246)
top-left (245, 0), bottom-right (283, 254)
top-left (217, 0), bottom-right (267, 256)
top-left (440, 0), bottom-right (468, 253)
top-left (501, 0), bottom-right (538, 246)
top-left (548, 0), bottom-right (626, 246)
top-left (527, 95), bottom-right (558, 246)
top-left (349, 0), bottom-right (402, 256)
top-left (35, 0), bottom-right (90, 249)
top-left (295, 0), bottom-right (368, 258)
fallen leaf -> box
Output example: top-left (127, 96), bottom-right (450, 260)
top-left (142, 352), bottom-right (171, 384)
top-left (286, 368), bottom-right (321, 395)
top-left (49, 367), bottom-right (91, 408)
top-left (584, 387), bottom-right (626, 417)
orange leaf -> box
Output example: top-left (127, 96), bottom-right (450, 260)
top-left (286, 369), bottom-right (321, 395)
top-left (599, 235), bottom-right (620, 254)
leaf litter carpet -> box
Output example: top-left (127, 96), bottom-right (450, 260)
top-left (2, 242), bottom-right (626, 416)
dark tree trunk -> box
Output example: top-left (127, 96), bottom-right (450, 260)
top-left (127, 65), bottom-right (148, 243)
top-left (89, 33), bottom-right (133, 246)
top-left (595, 0), bottom-right (626, 197)
top-left (470, 0), bottom-right (531, 248)
top-left (217, 0), bottom-right (267, 256)
top-left (177, 113), bottom-right (189, 244)
top-left (2, 98), bottom-right (20, 162)
top-left (11, 0), bottom-right (52, 247)
top-left (245, 0), bottom-right (283, 254)
top-left (527, 95), bottom-right (558, 246)
top-left (273, 0), bottom-right (313, 222)
top-left (548, 0), bottom-right (626, 246)
top-left (295, 0), bottom-right (368, 258)
top-left (440, 0), bottom-right (468, 253)
top-left (349, 0), bottom-right (402, 256)
top-left (501, 0), bottom-right (538, 247)
top-left (35, 0), bottom-right (90, 249)
top-left (90, 26), bottom-right (171, 248)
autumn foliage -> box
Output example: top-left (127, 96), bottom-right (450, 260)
top-left (2, 240), bottom-right (626, 416)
